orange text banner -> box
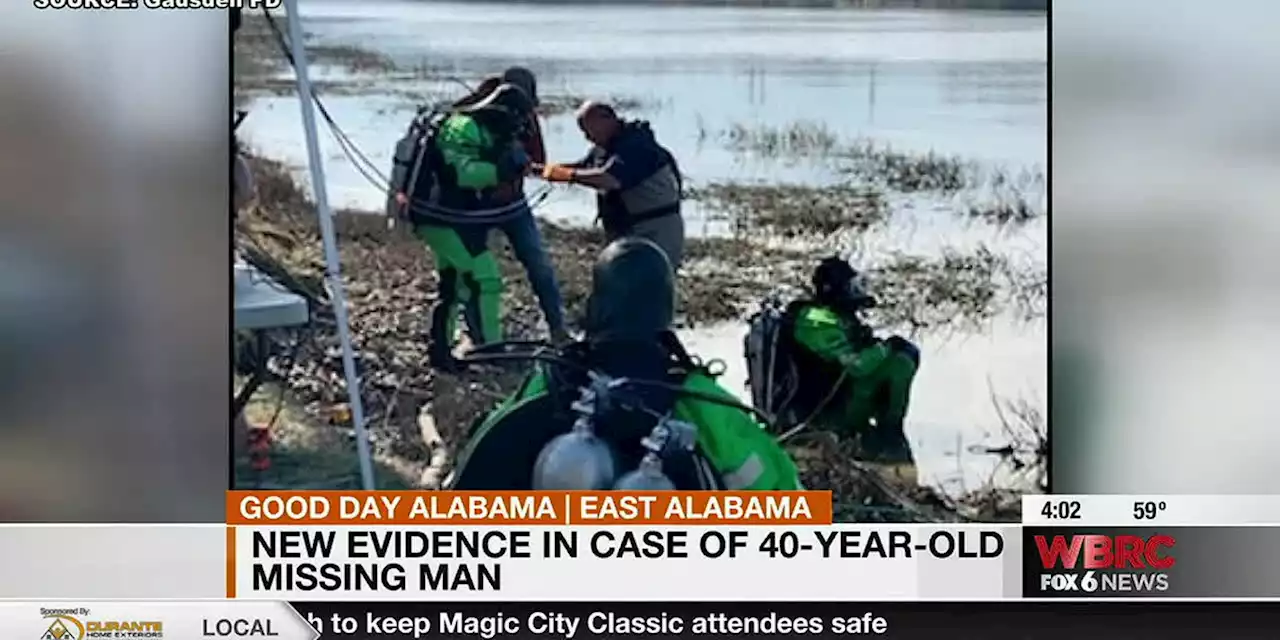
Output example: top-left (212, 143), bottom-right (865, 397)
top-left (226, 491), bottom-right (833, 526)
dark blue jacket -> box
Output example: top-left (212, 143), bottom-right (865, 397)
top-left (579, 121), bottom-right (682, 233)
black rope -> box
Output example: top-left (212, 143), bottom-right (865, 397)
top-left (260, 9), bottom-right (390, 190)
top-left (456, 342), bottom-right (779, 429)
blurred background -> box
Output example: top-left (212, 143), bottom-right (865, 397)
top-left (1051, 0), bottom-right (1280, 494)
top-left (0, 6), bottom-right (229, 521)
top-left (2, 0), bottom-right (1278, 521)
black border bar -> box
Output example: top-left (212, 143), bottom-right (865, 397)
top-left (292, 601), bottom-right (1280, 639)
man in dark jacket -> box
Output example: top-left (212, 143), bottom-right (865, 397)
top-left (538, 101), bottom-right (684, 269)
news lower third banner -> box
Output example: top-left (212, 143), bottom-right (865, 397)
top-left (10, 493), bottom-right (1280, 602)
top-left (225, 491), bottom-right (1016, 600)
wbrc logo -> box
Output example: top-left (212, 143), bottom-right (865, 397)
top-left (1033, 534), bottom-right (1175, 594)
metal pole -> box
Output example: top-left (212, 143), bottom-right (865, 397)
top-left (282, 0), bottom-right (376, 491)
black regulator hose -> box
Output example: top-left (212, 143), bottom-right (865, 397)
top-left (456, 342), bottom-right (779, 429)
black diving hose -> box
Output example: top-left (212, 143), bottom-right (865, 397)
top-left (258, 9), bottom-right (558, 227)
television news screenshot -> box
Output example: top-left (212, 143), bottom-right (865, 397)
top-left (4, 0), bottom-right (1280, 637)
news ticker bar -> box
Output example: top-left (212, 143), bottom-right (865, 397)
top-left (289, 602), bottom-right (1280, 638)
top-left (9, 601), bottom-right (1280, 640)
top-left (1021, 494), bottom-right (1280, 525)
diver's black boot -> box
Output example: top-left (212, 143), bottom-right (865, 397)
top-left (428, 341), bottom-right (460, 373)
top-left (429, 349), bottom-right (460, 373)
top-left (428, 302), bottom-right (461, 374)
top-left (860, 419), bottom-right (918, 485)
top-left (865, 422), bottom-right (913, 464)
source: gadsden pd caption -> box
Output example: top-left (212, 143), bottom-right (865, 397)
top-left (33, 0), bottom-right (281, 10)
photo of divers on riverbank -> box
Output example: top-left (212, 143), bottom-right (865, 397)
top-left (231, 2), bottom-right (1047, 522)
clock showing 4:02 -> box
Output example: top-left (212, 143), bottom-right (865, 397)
top-left (1040, 500), bottom-right (1082, 520)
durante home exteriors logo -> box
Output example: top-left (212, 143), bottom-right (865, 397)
top-left (39, 607), bottom-right (165, 639)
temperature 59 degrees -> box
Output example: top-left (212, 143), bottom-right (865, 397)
top-left (1134, 501), bottom-right (1168, 520)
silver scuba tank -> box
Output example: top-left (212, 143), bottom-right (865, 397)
top-left (385, 129), bottom-right (418, 219)
top-left (386, 110), bottom-right (440, 222)
top-left (744, 294), bottom-right (785, 416)
top-left (531, 374), bottom-right (620, 490)
top-left (613, 453), bottom-right (676, 490)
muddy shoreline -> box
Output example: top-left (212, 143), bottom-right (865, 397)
top-left (236, 152), bottom-right (1033, 521)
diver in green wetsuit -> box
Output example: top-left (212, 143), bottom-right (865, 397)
top-left (446, 238), bottom-right (802, 491)
top-left (783, 257), bottom-right (920, 470)
top-left (406, 83), bottom-right (536, 369)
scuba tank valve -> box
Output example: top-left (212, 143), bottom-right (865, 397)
top-left (611, 416), bottom-right (696, 490)
top-left (612, 452), bottom-right (675, 491)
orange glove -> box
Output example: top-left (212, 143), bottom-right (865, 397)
top-left (542, 164), bottom-right (576, 183)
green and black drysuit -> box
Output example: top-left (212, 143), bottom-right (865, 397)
top-left (785, 301), bottom-right (919, 458)
top-left (419, 108), bottom-right (522, 360)
top-left (449, 343), bottom-right (802, 491)
top-left (447, 236), bottom-right (801, 491)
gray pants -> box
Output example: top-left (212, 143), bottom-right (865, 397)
top-left (610, 213), bottom-right (685, 270)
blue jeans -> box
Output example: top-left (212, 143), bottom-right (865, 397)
top-left (499, 202), bottom-right (567, 334)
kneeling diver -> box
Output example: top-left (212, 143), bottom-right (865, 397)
top-left (748, 257), bottom-right (920, 482)
top-left (447, 238), bottom-right (801, 491)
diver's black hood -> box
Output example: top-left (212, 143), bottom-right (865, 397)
top-left (582, 237), bottom-right (675, 342)
top-left (458, 83), bottom-right (534, 143)
top-left (812, 255), bottom-right (876, 313)
top-left (501, 67), bottom-right (539, 108)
